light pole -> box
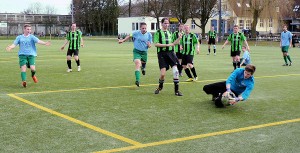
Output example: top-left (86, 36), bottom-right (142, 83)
top-left (218, 0), bottom-right (222, 42)
top-left (71, 0), bottom-right (74, 23)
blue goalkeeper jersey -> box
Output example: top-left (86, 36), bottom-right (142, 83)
top-left (226, 68), bottom-right (255, 100)
top-left (14, 34), bottom-right (39, 56)
top-left (281, 31), bottom-right (292, 46)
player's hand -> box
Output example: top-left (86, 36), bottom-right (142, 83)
top-left (60, 46), bottom-right (65, 51)
top-left (45, 41), bottom-right (51, 46)
top-left (197, 49), bottom-right (200, 54)
top-left (147, 41), bottom-right (151, 48)
top-left (221, 45), bottom-right (225, 49)
top-left (118, 39), bottom-right (123, 44)
top-left (6, 46), bottom-right (12, 51)
top-left (81, 44), bottom-right (84, 48)
top-left (228, 100), bottom-right (237, 105)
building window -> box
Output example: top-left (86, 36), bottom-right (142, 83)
top-left (259, 19), bottom-right (264, 28)
top-left (246, 20), bottom-right (251, 29)
top-left (239, 20), bottom-right (244, 29)
top-left (268, 18), bottom-right (273, 28)
top-left (191, 20), bottom-right (196, 29)
top-left (132, 23), bottom-right (135, 30)
top-left (151, 23), bottom-right (156, 30)
top-left (136, 23), bottom-right (139, 30)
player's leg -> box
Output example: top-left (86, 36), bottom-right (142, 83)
top-left (207, 43), bottom-right (211, 55)
top-left (236, 55), bottom-right (241, 68)
top-left (66, 50), bottom-right (73, 72)
top-left (188, 63), bottom-right (197, 81)
top-left (19, 56), bottom-right (28, 87)
top-left (203, 81), bottom-right (226, 101)
top-left (182, 56), bottom-right (193, 82)
top-left (28, 56), bottom-right (38, 83)
top-left (74, 50), bottom-right (80, 71)
top-left (169, 52), bottom-right (182, 96)
top-left (140, 51), bottom-right (148, 75)
top-left (213, 40), bottom-right (216, 55)
top-left (134, 59), bottom-right (142, 87)
top-left (155, 53), bottom-right (166, 94)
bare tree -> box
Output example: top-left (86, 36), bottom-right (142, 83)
top-left (171, 0), bottom-right (191, 24)
top-left (44, 5), bottom-right (57, 14)
top-left (148, 0), bottom-right (168, 29)
top-left (190, 0), bottom-right (218, 36)
top-left (227, 0), bottom-right (294, 38)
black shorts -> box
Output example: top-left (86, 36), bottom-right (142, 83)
top-left (176, 52), bottom-right (183, 59)
top-left (67, 49), bottom-right (79, 56)
top-left (208, 38), bottom-right (216, 45)
top-left (231, 51), bottom-right (241, 57)
top-left (181, 55), bottom-right (194, 65)
top-left (157, 51), bottom-right (179, 70)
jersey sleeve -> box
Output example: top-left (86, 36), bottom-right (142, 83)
top-left (193, 34), bottom-right (198, 44)
top-left (154, 31), bottom-right (159, 44)
top-left (241, 33), bottom-right (246, 41)
top-left (241, 80), bottom-right (254, 100)
top-left (13, 36), bottom-right (21, 45)
top-left (227, 34), bottom-right (232, 41)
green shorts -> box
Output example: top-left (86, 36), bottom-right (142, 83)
top-left (281, 46), bottom-right (289, 52)
top-left (19, 55), bottom-right (36, 67)
top-left (133, 48), bottom-right (148, 62)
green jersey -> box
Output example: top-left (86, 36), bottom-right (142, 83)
top-left (208, 30), bottom-right (217, 39)
top-left (227, 32), bottom-right (246, 52)
top-left (172, 31), bottom-right (183, 53)
top-left (180, 33), bottom-right (198, 55)
top-left (67, 30), bottom-right (82, 50)
top-left (154, 29), bottom-right (173, 53)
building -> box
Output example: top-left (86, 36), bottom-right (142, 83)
top-left (0, 13), bottom-right (72, 36)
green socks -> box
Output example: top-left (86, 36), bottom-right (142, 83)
top-left (135, 70), bottom-right (140, 82)
top-left (21, 72), bottom-right (26, 81)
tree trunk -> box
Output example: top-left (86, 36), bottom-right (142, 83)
top-left (251, 9), bottom-right (259, 38)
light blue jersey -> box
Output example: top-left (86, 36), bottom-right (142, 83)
top-left (226, 68), bottom-right (255, 100)
top-left (131, 30), bottom-right (152, 51)
top-left (242, 51), bottom-right (251, 64)
top-left (281, 31), bottom-right (292, 46)
top-left (14, 34), bottom-right (39, 56)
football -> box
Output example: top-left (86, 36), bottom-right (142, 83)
top-left (221, 92), bottom-right (236, 106)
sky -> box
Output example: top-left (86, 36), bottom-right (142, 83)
top-left (0, 0), bottom-right (72, 15)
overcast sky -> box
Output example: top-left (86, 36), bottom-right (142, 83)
top-left (0, 0), bottom-right (71, 15)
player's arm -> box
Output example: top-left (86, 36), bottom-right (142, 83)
top-left (6, 44), bottom-right (17, 51)
top-left (37, 40), bottom-right (51, 46)
top-left (80, 37), bottom-right (84, 47)
top-left (222, 40), bottom-right (228, 49)
top-left (61, 39), bottom-right (69, 51)
top-left (118, 35), bottom-right (131, 44)
top-left (289, 33), bottom-right (293, 48)
top-left (244, 40), bottom-right (250, 52)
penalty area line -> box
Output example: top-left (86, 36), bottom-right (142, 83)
top-left (94, 118), bottom-right (300, 153)
top-left (7, 94), bottom-right (142, 146)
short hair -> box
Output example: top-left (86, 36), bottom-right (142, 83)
top-left (161, 18), bottom-right (169, 23)
top-left (24, 24), bottom-right (31, 29)
top-left (233, 24), bottom-right (239, 28)
top-left (283, 24), bottom-right (287, 28)
top-left (242, 46), bottom-right (247, 49)
top-left (140, 22), bottom-right (147, 27)
top-left (245, 64), bottom-right (256, 75)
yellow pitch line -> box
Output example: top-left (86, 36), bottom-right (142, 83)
top-left (11, 73), bottom-right (300, 95)
top-left (7, 94), bottom-right (142, 146)
top-left (95, 118), bottom-right (300, 153)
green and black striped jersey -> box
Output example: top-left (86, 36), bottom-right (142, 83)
top-left (180, 33), bottom-right (198, 55)
top-left (172, 31), bottom-right (183, 53)
top-left (67, 30), bottom-right (82, 50)
top-left (208, 30), bottom-right (217, 39)
top-left (227, 32), bottom-right (246, 52)
top-left (154, 29), bottom-right (173, 53)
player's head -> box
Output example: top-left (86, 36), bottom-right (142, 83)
top-left (283, 24), bottom-right (288, 32)
top-left (23, 24), bottom-right (32, 35)
top-left (71, 23), bottom-right (77, 31)
top-left (211, 26), bottom-right (214, 31)
top-left (140, 22), bottom-right (147, 34)
top-left (242, 46), bottom-right (247, 51)
top-left (244, 64), bottom-right (256, 78)
top-left (178, 23), bottom-right (184, 32)
top-left (161, 18), bottom-right (170, 30)
top-left (184, 25), bottom-right (190, 34)
top-left (233, 24), bottom-right (239, 33)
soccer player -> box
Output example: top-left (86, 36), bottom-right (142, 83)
top-left (118, 22), bottom-right (152, 87)
top-left (154, 18), bottom-right (183, 96)
top-left (203, 64), bottom-right (256, 107)
top-left (240, 46), bottom-right (251, 66)
top-left (172, 23), bottom-right (184, 77)
top-left (180, 25), bottom-right (200, 82)
top-left (207, 26), bottom-right (218, 55)
top-left (222, 25), bottom-right (250, 70)
top-left (61, 23), bottom-right (84, 72)
top-left (280, 25), bottom-right (293, 66)
top-left (6, 24), bottom-right (51, 88)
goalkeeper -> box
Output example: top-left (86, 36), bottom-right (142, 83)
top-left (203, 64), bottom-right (256, 107)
